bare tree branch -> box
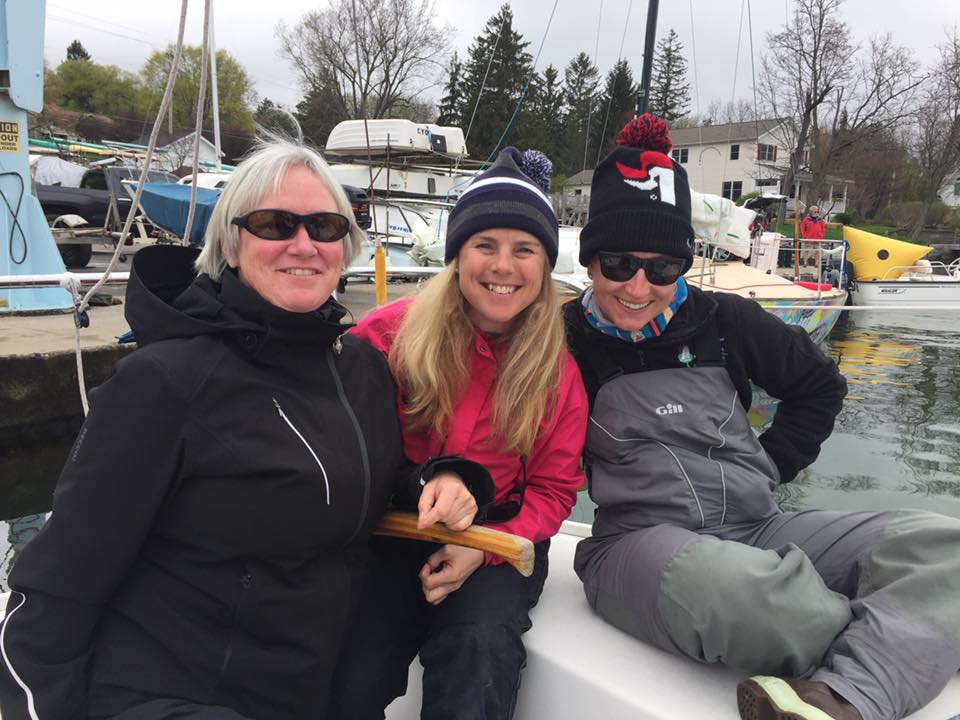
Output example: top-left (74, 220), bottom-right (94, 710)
top-left (276, 0), bottom-right (450, 123)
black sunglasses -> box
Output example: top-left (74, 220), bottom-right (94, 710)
top-left (482, 456), bottom-right (528, 524)
top-left (597, 251), bottom-right (686, 286)
top-left (231, 209), bottom-right (351, 243)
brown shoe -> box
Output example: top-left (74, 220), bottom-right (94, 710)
top-left (737, 676), bottom-right (862, 720)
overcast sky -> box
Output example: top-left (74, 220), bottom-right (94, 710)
top-left (44, 0), bottom-right (956, 118)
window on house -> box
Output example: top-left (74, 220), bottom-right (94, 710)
top-left (802, 149), bottom-right (811, 167)
top-left (757, 143), bottom-right (777, 162)
top-left (954, 180), bottom-right (960, 197)
top-left (672, 148), bottom-right (688, 163)
top-left (755, 178), bottom-right (779, 187)
top-left (730, 144), bottom-right (740, 160)
top-left (721, 181), bottom-right (743, 201)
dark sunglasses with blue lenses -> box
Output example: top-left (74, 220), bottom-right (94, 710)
top-left (232, 209), bottom-right (351, 243)
top-left (597, 251), bottom-right (686, 286)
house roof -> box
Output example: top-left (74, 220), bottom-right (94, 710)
top-left (567, 169), bottom-right (594, 186)
top-left (670, 119), bottom-right (782, 147)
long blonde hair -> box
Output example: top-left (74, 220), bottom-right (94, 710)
top-left (389, 263), bottom-right (565, 456)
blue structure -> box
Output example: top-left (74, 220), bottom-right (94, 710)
top-left (0, 0), bottom-right (72, 312)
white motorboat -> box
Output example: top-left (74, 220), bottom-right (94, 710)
top-left (849, 259), bottom-right (960, 306)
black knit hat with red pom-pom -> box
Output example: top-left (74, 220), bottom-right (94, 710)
top-left (579, 113), bottom-right (694, 271)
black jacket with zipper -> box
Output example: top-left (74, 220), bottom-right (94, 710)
top-left (0, 245), bottom-right (485, 720)
top-left (563, 284), bottom-right (847, 484)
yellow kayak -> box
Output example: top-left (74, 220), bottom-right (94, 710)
top-left (842, 226), bottom-right (930, 280)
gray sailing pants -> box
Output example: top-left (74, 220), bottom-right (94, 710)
top-left (575, 509), bottom-right (960, 720)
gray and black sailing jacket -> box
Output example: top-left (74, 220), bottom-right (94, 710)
top-left (562, 285), bottom-right (847, 487)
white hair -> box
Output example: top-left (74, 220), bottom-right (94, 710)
top-left (195, 140), bottom-right (365, 279)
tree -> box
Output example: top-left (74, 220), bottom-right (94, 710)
top-left (294, 84), bottom-right (348, 147)
top-left (137, 46), bottom-right (256, 131)
top-left (908, 29), bottom-right (960, 237)
top-left (436, 52), bottom-right (463, 127)
top-left (591, 59), bottom-right (637, 162)
top-left (277, 0), bottom-right (449, 122)
top-left (66, 40), bottom-right (91, 62)
top-left (57, 60), bottom-right (137, 117)
top-left (648, 29), bottom-right (690, 121)
top-left (456, 4), bottom-right (534, 161)
top-left (561, 51), bottom-right (600, 176)
top-left (525, 64), bottom-right (565, 165)
top-left (759, 0), bottom-right (920, 221)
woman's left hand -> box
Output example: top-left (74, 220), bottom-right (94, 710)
top-left (417, 472), bottom-right (478, 531)
top-left (419, 544), bottom-right (485, 605)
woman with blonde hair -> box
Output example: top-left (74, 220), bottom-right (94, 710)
top-left (330, 148), bottom-right (588, 720)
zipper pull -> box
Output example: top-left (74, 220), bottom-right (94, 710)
top-left (334, 334), bottom-right (343, 355)
top-left (272, 397), bottom-right (282, 415)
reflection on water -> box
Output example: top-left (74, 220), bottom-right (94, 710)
top-left (781, 310), bottom-right (960, 518)
top-left (4, 310), bottom-right (960, 588)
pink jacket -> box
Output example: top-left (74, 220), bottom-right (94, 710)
top-left (352, 297), bottom-right (588, 564)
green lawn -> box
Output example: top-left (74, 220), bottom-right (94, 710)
top-left (772, 223), bottom-right (911, 242)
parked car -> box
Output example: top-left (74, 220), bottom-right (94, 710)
top-left (342, 184), bottom-right (372, 230)
top-left (36, 166), bottom-right (178, 267)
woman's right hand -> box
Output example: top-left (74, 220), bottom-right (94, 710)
top-left (417, 472), bottom-right (478, 531)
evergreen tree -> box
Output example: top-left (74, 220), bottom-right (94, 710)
top-left (66, 40), bottom-right (91, 62)
top-left (525, 64), bottom-right (565, 165)
top-left (457, 5), bottom-right (533, 162)
top-left (591, 59), bottom-right (637, 162)
top-left (294, 84), bottom-right (348, 147)
top-left (648, 29), bottom-right (691, 121)
top-left (561, 51), bottom-right (600, 176)
top-left (436, 52), bottom-right (463, 126)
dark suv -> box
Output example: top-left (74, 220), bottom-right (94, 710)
top-left (342, 185), bottom-right (372, 230)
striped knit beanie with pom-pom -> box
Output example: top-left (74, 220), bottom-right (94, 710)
top-left (444, 147), bottom-right (559, 268)
top-left (579, 113), bottom-right (695, 271)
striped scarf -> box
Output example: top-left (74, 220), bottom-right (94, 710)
top-left (581, 277), bottom-right (689, 343)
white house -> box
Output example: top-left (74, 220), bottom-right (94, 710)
top-left (669, 120), bottom-right (851, 218)
top-left (938, 169), bottom-right (960, 208)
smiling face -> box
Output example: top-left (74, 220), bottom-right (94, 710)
top-left (456, 228), bottom-right (546, 334)
top-left (588, 251), bottom-right (677, 333)
top-left (227, 166), bottom-right (343, 313)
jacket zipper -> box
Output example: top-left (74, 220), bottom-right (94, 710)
top-left (326, 348), bottom-right (372, 544)
top-left (273, 397), bottom-right (331, 505)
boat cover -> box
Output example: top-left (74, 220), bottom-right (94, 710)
top-left (138, 183), bottom-right (221, 245)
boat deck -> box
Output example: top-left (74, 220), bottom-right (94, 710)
top-left (687, 258), bottom-right (845, 301)
top-left (387, 526), bottom-right (960, 720)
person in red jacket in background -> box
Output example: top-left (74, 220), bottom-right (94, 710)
top-left (330, 147), bottom-right (588, 720)
top-left (800, 205), bottom-right (827, 266)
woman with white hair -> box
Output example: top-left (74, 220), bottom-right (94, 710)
top-left (0, 140), bottom-right (482, 720)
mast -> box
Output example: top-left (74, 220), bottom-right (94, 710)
top-left (635, 0), bottom-right (660, 116)
top-left (206, 0), bottom-right (223, 170)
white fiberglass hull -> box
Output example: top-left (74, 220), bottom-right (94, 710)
top-left (851, 279), bottom-right (960, 306)
top-left (384, 529), bottom-right (960, 720)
